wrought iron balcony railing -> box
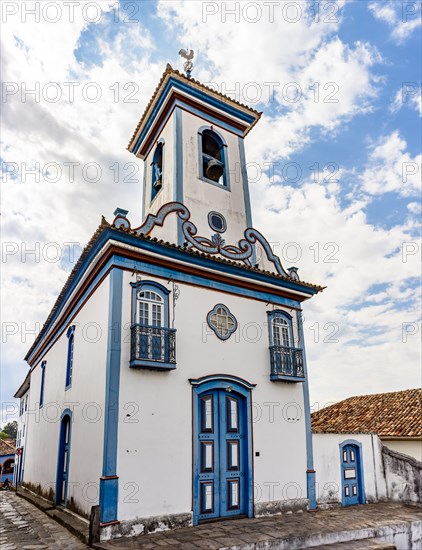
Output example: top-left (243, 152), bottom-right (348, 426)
top-left (130, 324), bottom-right (176, 370)
top-left (270, 345), bottom-right (305, 382)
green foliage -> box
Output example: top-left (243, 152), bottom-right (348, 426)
top-left (2, 421), bottom-right (17, 439)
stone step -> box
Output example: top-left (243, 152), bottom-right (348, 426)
top-left (46, 507), bottom-right (89, 545)
top-left (316, 538), bottom-right (396, 549)
top-left (15, 487), bottom-right (89, 545)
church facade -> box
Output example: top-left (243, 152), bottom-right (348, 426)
top-left (17, 65), bottom-right (324, 540)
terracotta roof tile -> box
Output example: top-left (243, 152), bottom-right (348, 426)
top-left (0, 440), bottom-right (16, 455)
top-left (311, 389), bottom-right (422, 437)
top-left (128, 64), bottom-right (262, 150)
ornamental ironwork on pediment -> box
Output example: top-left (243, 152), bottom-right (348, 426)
top-left (112, 201), bottom-right (298, 279)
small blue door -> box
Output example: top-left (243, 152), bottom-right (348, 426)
top-left (341, 444), bottom-right (360, 506)
top-left (195, 389), bottom-right (248, 522)
top-left (56, 414), bottom-right (71, 505)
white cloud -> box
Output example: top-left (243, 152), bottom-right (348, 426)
top-left (1, 0), bottom-right (420, 412)
top-left (249, 173), bottom-right (421, 404)
top-left (368, 1), bottom-right (421, 44)
top-left (407, 201), bottom-right (422, 214)
top-left (361, 131), bottom-right (421, 196)
top-left (390, 86), bottom-right (422, 116)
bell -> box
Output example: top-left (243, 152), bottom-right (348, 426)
top-left (205, 158), bottom-right (224, 182)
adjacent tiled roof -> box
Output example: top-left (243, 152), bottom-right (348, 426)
top-left (0, 439), bottom-right (16, 456)
top-left (128, 64), bottom-right (262, 150)
top-left (312, 389), bottom-right (422, 437)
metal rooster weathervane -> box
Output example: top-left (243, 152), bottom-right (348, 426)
top-left (179, 48), bottom-right (194, 77)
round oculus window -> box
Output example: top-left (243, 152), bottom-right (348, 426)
top-left (208, 212), bottom-right (227, 233)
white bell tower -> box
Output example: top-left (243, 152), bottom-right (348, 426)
top-left (128, 63), bottom-right (261, 247)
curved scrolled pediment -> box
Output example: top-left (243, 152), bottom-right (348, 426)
top-left (112, 201), bottom-right (296, 279)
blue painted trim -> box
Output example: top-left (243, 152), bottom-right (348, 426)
top-left (107, 229), bottom-right (316, 296)
top-left (297, 310), bottom-right (316, 510)
top-left (267, 310), bottom-right (294, 348)
top-left (189, 374), bottom-right (256, 390)
top-left (100, 477), bottom-right (119, 524)
top-left (130, 359), bottom-right (176, 370)
top-left (198, 125), bottom-right (228, 146)
top-left (174, 108), bottom-right (184, 247)
top-left (307, 470), bottom-right (316, 509)
top-left (141, 98), bottom-right (245, 162)
top-left (55, 408), bottom-right (73, 505)
top-left (339, 440), bottom-right (366, 506)
top-left (151, 139), bottom-right (165, 203)
top-left (133, 76), bottom-right (256, 154)
top-left (141, 163), bottom-right (147, 222)
top-left (65, 325), bottom-right (75, 390)
top-left (99, 268), bottom-right (123, 524)
top-left (270, 374), bottom-right (305, 383)
top-left (26, 228), bottom-right (315, 366)
top-left (197, 126), bottom-right (231, 191)
top-left (206, 303), bottom-right (237, 341)
top-left (39, 360), bottom-right (46, 408)
top-left (191, 377), bottom-right (255, 525)
top-left (208, 211), bottom-right (227, 233)
top-left (130, 280), bottom-right (170, 327)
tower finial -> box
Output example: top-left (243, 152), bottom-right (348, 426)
top-left (178, 48), bottom-right (194, 78)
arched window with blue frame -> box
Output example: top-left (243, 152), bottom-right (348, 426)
top-left (130, 280), bottom-right (176, 369)
top-left (267, 310), bottom-right (304, 381)
top-left (268, 310), bottom-right (293, 348)
top-left (151, 140), bottom-right (164, 202)
top-left (198, 127), bottom-right (229, 188)
top-left (65, 325), bottom-right (75, 389)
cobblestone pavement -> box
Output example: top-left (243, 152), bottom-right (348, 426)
top-left (95, 503), bottom-right (421, 549)
top-left (0, 491), bottom-right (88, 549)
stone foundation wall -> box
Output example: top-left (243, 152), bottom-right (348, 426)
top-left (382, 445), bottom-right (422, 505)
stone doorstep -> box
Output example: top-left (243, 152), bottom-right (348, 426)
top-left (46, 507), bottom-right (89, 545)
top-left (16, 487), bottom-right (54, 513)
top-left (316, 540), bottom-right (396, 549)
top-left (16, 488), bottom-right (89, 546)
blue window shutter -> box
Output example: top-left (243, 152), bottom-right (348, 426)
top-left (65, 326), bottom-right (76, 389)
top-left (39, 361), bottom-right (46, 408)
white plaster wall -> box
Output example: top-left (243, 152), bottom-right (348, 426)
top-left (313, 433), bottom-right (387, 505)
top-left (382, 439), bottom-right (422, 462)
top-left (23, 276), bottom-right (110, 516)
top-left (117, 270), bottom-right (307, 521)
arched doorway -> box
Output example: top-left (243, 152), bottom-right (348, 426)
top-left (190, 375), bottom-right (255, 525)
top-left (339, 440), bottom-right (366, 506)
top-left (56, 410), bottom-right (72, 505)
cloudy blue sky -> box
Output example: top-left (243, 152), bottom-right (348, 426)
top-left (1, 0), bottom-right (421, 420)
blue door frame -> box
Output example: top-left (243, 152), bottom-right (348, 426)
top-left (56, 409), bottom-right (72, 505)
top-left (339, 440), bottom-right (365, 507)
top-left (190, 375), bottom-right (255, 525)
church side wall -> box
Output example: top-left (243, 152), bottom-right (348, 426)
top-left (116, 270), bottom-right (308, 524)
top-left (23, 276), bottom-right (110, 516)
